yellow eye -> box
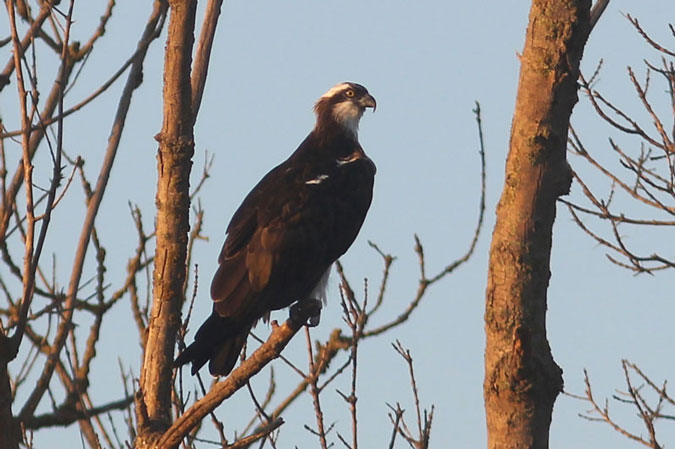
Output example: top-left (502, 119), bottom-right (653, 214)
top-left (345, 89), bottom-right (355, 98)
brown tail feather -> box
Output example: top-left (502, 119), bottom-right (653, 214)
top-left (174, 313), bottom-right (250, 376)
top-left (208, 325), bottom-right (251, 376)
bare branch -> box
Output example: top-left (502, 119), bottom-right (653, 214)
top-left (0, 2), bottom-right (53, 91)
top-left (590, 1), bottom-right (610, 32)
top-left (22, 396), bottom-right (134, 430)
top-left (625, 14), bottom-right (675, 58)
top-left (160, 310), bottom-right (318, 448)
top-left (572, 364), bottom-right (671, 449)
top-left (191, 0), bottom-right (224, 121)
top-left (226, 418), bottom-right (283, 449)
top-left (304, 327), bottom-right (330, 449)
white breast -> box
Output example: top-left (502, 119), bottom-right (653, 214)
top-left (311, 266), bottom-right (331, 305)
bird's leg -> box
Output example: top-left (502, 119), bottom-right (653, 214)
top-left (289, 299), bottom-right (322, 327)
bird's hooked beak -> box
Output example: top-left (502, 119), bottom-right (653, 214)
top-left (360, 94), bottom-right (377, 112)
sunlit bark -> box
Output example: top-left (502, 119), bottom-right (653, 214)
top-left (484, 1), bottom-right (592, 447)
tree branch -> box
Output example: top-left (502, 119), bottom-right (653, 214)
top-left (160, 313), bottom-right (315, 449)
top-left (137, 0), bottom-right (197, 443)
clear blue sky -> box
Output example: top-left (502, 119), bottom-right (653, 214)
top-left (1, 1), bottom-right (673, 447)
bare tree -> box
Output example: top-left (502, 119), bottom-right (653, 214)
top-left (0, 1), bottom-right (487, 448)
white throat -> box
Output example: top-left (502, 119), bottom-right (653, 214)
top-left (331, 101), bottom-right (363, 137)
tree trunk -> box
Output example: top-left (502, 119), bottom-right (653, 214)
top-left (0, 366), bottom-right (18, 449)
top-left (484, 1), bottom-right (591, 447)
top-left (136, 0), bottom-right (197, 446)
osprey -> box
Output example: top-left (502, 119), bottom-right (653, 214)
top-left (175, 82), bottom-right (376, 376)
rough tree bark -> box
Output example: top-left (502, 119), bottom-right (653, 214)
top-left (484, 1), bottom-right (591, 448)
top-left (136, 0), bottom-right (197, 446)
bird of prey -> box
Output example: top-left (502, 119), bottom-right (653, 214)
top-left (174, 82), bottom-right (377, 376)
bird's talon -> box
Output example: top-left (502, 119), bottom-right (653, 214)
top-left (307, 313), bottom-right (321, 327)
top-left (290, 299), bottom-right (322, 327)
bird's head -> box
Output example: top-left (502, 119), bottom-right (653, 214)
top-left (314, 82), bottom-right (376, 137)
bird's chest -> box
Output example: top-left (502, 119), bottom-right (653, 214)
top-left (303, 152), bottom-right (375, 194)
top-left (298, 153), bottom-right (375, 240)
top-left (265, 150), bottom-right (375, 240)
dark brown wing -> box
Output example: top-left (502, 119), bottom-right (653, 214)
top-left (209, 164), bottom-right (284, 318)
